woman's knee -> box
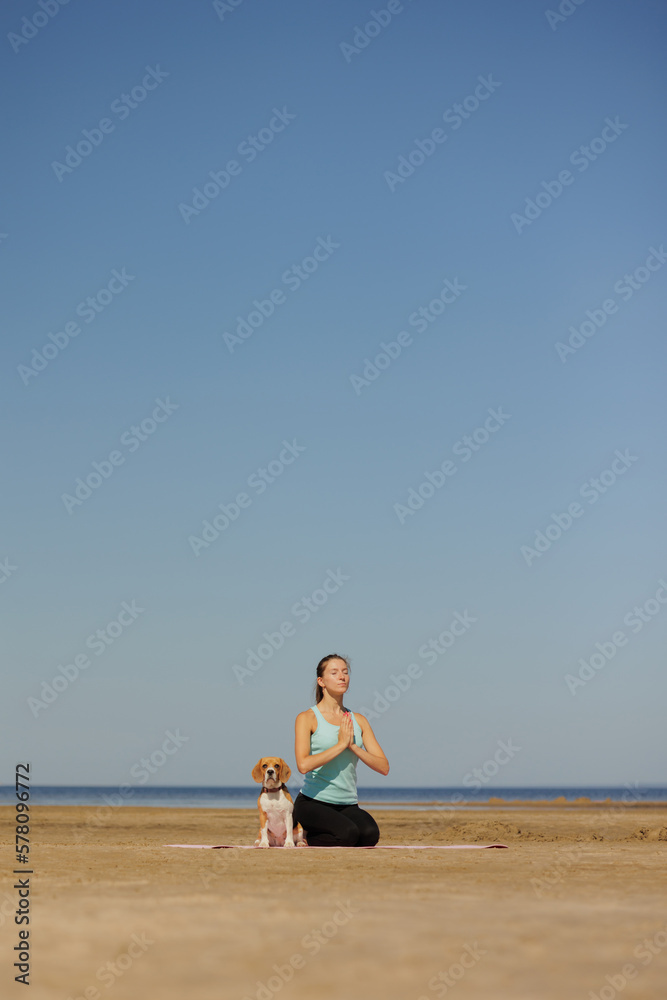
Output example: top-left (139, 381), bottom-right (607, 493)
top-left (326, 824), bottom-right (360, 847)
top-left (357, 814), bottom-right (380, 846)
top-left (306, 824), bottom-right (359, 847)
top-left (325, 814), bottom-right (361, 846)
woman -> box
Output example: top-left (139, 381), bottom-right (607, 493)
top-left (293, 654), bottom-right (389, 847)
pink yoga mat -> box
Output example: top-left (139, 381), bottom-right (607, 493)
top-left (164, 843), bottom-right (508, 850)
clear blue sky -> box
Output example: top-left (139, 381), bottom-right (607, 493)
top-left (2, 0), bottom-right (665, 789)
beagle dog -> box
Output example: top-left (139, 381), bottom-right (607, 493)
top-left (251, 757), bottom-right (307, 848)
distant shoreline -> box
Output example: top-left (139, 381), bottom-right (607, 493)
top-left (2, 785), bottom-right (666, 810)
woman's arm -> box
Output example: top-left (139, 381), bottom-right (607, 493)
top-left (349, 714), bottom-right (390, 776)
top-left (294, 711), bottom-right (351, 774)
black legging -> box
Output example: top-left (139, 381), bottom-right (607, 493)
top-left (292, 792), bottom-right (380, 847)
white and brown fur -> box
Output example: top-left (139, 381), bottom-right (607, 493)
top-left (251, 757), bottom-right (307, 848)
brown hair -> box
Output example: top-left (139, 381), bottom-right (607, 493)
top-left (314, 654), bottom-right (351, 704)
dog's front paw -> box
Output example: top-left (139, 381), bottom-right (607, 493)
top-left (255, 840), bottom-right (270, 849)
top-left (296, 840), bottom-right (308, 848)
top-left (284, 841), bottom-right (296, 848)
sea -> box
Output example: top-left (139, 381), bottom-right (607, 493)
top-left (1, 785), bottom-right (666, 809)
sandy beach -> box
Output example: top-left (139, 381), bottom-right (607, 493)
top-left (2, 802), bottom-right (666, 1000)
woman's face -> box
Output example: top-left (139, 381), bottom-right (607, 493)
top-left (321, 658), bottom-right (350, 694)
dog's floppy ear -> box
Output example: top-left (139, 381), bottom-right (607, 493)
top-left (251, 759), bottom-right (266, 783)
top-left (279, 759), bottom-right (291, 783)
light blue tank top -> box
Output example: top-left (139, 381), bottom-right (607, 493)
top-left (301, 704), bottom-right (365, 804)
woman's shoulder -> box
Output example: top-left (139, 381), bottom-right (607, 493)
top-left (295, 707), bottom-right (317, 727)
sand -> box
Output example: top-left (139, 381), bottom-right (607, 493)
top-left (2, 802), bottom-right (666, 1000)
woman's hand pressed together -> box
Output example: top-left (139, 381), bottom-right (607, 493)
top-left (337, 712), bottom-right (354, 748)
